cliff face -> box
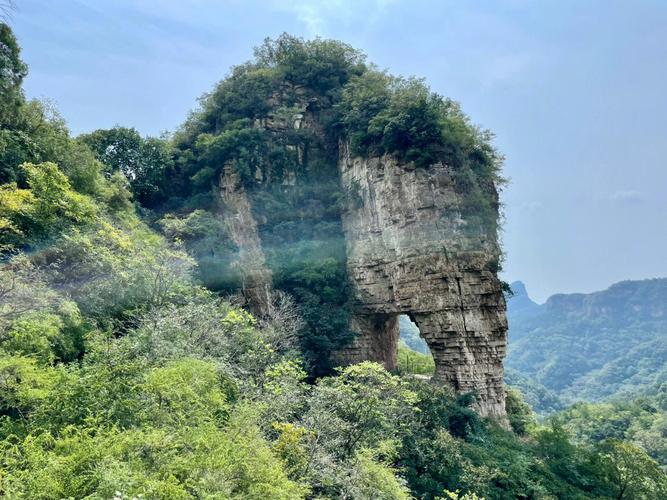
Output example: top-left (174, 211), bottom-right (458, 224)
top-left (219, 164), bottom-right (273, 315)
top-left (217, 107), bottom-right (507, 417)
top-left (192, 48), bottom-right (508, 417)
top-left (334, 143), bottom-right (508, 418)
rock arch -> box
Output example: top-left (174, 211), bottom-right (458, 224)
top-left (335, 147), bottom-right (508, 418)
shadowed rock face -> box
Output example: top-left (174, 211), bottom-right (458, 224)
top-left (220, 164), bottom-right (273, 316)
top-left (335, 143), bottom-right (508, 418)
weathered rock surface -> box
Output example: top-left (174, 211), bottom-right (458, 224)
top-left (220, 164), bottom-right (273, 316)
top-left (336, 142), bottom-right (508, 418)
top-left (218, 104), bottom-right (508, 418)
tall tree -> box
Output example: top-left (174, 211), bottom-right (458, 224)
top-left (79, 127), bottom-right (173, 206)
top-left (0, 21), bottom-right (26, 127)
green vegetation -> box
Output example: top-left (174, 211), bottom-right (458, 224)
top-left (397, 341), bottom-right (435, 376)
top-left (338, 72), bottom-right (504, 228)
top-left (1, 25), bottom-right (665, 498)
top-left (158, 209), bottom-right (240, 291)
top-left (73, 34), bottom-right (505, 376)
top-left (0, 24), bottom-right (105, 197)
top-left (506, 279), bottom-right (667, 408)
top-left (556, 388), bottom-right (667, 468)
top-left (251, 179), bottom-right (355, 376)
top-left (79, 126), bottom-right (175, 208)
top-left (504, 367), bottom-right (565, 415)
top-left (506, 279), bottom-right (667, 476)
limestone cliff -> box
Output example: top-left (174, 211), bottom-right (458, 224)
top-left (178, 36), bottom-right (509, 417)
top-left (335, 143), bottom-right (507, 418)
top-left (219, 164), bottom-right (273, 315)
top-left (217, 110), bottom-right (507, 417)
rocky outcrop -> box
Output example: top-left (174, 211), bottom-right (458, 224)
top-left (336, 143), bottom-right (508, 418)
top-left (218, 105), bottom-right (508, 418)
top-left (220, 164), bottom-right (273, 316)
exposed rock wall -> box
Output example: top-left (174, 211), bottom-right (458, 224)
top-left (217, 107), bottom-right (508, 418)
top-left (336, 143), bottom-right (508, 418)
top-left (334, 313), bottom-right (400, 370)
top-left (220, 164), bottom-right (273, 316)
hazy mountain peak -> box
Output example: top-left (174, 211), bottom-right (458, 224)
top-left (509, 280), bottom-right (528, 297)
top-left (507, 280), bottom-right (541, 321)
top-left (507, 276), bottom-right (667, 412)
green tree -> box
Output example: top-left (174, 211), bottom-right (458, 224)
top-left (595, 439), bottom-right (667, 499)
top-left (305, 362), bottom-right (417, 459)
top-left (0, 354), bottom-right (57, 418)
top-left (557, 392), bottom-right (667, 468)
top-left (79, 126), bottom-right (174, 206)
top-left (252, 33), bottom-right (366, 96)
top-left (505, 387), bottom-right (536, 436)
top-left (1, 408), bottom-right (309, 499)
top-left (0, 255), bottom-right (59, 333)
top-left (142, 358), bottom-right (230, 426)
top-left (397, 341), bottom-right (435, 375)
top-left (0, 22), bottom-right (27, 130)
top-left (343, 447), bottom-right (412, 500)
top-left (0, 162), bottom-right (97, 251)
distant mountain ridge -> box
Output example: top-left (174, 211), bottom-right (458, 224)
top-left (505, 278), bottom-right (667, 412)
top-left (505, 280), bottom-right (541, 329)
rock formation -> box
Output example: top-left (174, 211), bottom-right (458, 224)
top-left (334, 143), bottom-right (508, 418)
top-left (220, 164), bottom-right (273, 315)
top-left (217, 103), bottom-right (507, 418)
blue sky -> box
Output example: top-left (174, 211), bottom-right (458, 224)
top-left (9, 0), bottom-right (667, 301)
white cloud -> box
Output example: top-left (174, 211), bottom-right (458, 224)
top-left (268, 0), bottom-right (398, 36)
top-left (608, 190), bottom-right (643, 203)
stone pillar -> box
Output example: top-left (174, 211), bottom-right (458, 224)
top-left (220, 164), bottom-right (273, 317)
top-left (334, 313), bottom-right (400, 371)
top-left (412, 274), bottom-right (507, 418)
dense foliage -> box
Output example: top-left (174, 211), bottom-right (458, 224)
top-left (1, 25), bottom-right (665, 498)
top-left (0, 23), bottom-right (27, 139)
top-left (556, 388), bottom-right (667, 468)
top-left (504, 279), bottom-right (667, 476)
top-left (79, 126), bottom-right (175, 208)
top-left (503, 367), bottom-right (565, 415)
top-left (397, 342), bottom-right (435, 377)
top-left (102, 35), bottom-right (372, 375)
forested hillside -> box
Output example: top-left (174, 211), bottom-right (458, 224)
top-left (506, 279), bottom-right (667, 408)
top-left (503, 279), bottom-right (667, 470)
top-left (1, 25), bottom-right (666, 498)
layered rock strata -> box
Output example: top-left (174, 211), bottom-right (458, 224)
top-left (336, 143), bottom-right (508, 418)
top-left (218, 105), bottom-right (508, 418)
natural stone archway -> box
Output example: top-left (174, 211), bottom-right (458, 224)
top-left (411, 301), bottom-right (507, 418)
top-left (217, 131), bottom-right (508, 418)
top-left (336, 145), bottom-right (508, 418)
